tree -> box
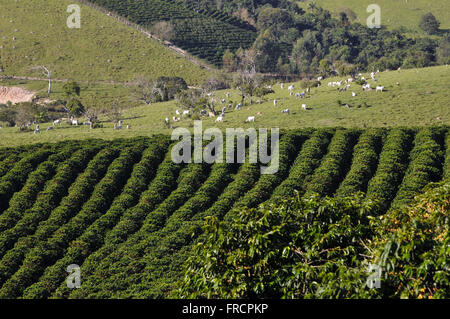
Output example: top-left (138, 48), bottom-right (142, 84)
top-left (222, 49), bottom-right (236, 72)
top-left (14, 102), bottom-right (36, 130)
top-left (83, 107), bottom-right (100, 129)
top-left (151, 21), bottom-right (175, 42)
top-left (437, 33), bottom-right (450, 64)
top-left (66, 98), bottom-right (85, 118)
top-left (32, 66), bottom-right (52, 95)
top-left (419, 13), bottom-right (440, 35)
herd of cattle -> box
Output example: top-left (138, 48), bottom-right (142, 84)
top-left (20, 72), bottom-right (387, 134)
top-left (165, 71), bottom-right (386, 126)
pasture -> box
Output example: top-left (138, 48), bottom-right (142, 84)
top-left (0, 0), bottom-right (211, 85)
top-left (0, 65), bottom-right (448, 147)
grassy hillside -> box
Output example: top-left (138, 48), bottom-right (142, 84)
top-left (86, 0), bottom-right (257, 66)
top-left (296, 0), bottom-right (450, 33)
top-left (0, 127), bottom-right (447, 298)
top-left (0, 0), bottom-right (211, 85)
top-left (0, 65), bottom-right (448, 147)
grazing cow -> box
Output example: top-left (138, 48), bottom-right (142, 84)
top-left (282, 109), bottom-right (290, 114)
top-left (245, 116), bottom-right (255, 123)
top-left (273, 99), bottom-right (278, 106)
top-left (228, 103), bottom-right (233, 109)
top-left (290, 91), bottom-right (294, 96)
top-left (172, 116), bottom-right (180, 122)
top-left (183, 110), bottom-right (189, 116)
top-left (34, 124), bottom-right (40, 134)
top-left (126, 125), bottom-right (131, 129)
top-left (215, 115), bottom-right (223, 122)
top-left (302, 104), bottom-right (307, 111)
top-left (115, 120), bottom-right (123, 130)
top-left (288, 85), bottom-right (294, 91)
top-left (352, 92), bottom-right (357, 97)
top-left (296, 92), bottom-right (306, 99)
top-left (225, 92), bottom-right (230, 98)
top-left (376, 86), bottom-right (384, 92)
top-left (235, 103), bottom-right (242, 110)
top-left (175, 109), bottom-right (180, 115)
top-left (317, 76), bottom-right (323, 81)
top-left (165, 117), bottom-right (170, 125)
top-left (53, 119), bottom-right (61, 126)
top-left (221, 99), bottom-right (226, 104)
top-left (47, 126), bottom-right (54, 131)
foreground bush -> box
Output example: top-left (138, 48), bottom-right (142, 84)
top-left (178, 181), bottom-right (449, 299)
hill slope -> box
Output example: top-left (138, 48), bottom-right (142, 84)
top-left (0, 0), bottom-right (211, 84)
top-left (296, 0), bottom-right (450, 33)
top-left (0, 127), bottom-right (447, 298)
top-left (1, 65), bottom-right (448, 147)
top-left (85, 0), bottom-right (257, 66)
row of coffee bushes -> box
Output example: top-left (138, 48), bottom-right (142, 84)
top-left (365, 128), bottom-right (415, 213)
top-left (0, 144), bottom-right (145, 298)
top-left (0, 144), bottom-right (101, 256)
top-left (130, 147), bottom-right (266, 298)
top-left (21, 139), bottom-right (171, 299)
top-left (120, 132), bottom-right (311, 298)
top-left (0, 144), bottom-right (47, 176)
top-left (103, 162), bottom-right (236, 298)
top-left (305, 129), bottom-right (360, 197)
top-left (227, 131), bottom-right (309, 214)
top-left (54, 151), bottom-right (184, 298)
top-left (335, 128), bottom-right (386, 197)
top-left (67, 162), bottom-right (209, 298)
top-left (390, 127), bottom-right (446, 208)
top-left (0, 146), bottom-right (119, 287)
top-left (0, 148), bottom-right (53, 213)
top-left (269, 129), bottom-right (333, 202)
top-left (444, 132), bottom-right (450, 180)
top-left (0, 143), bottom-right (84, 233)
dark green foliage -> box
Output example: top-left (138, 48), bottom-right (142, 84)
top-left (365, 128), bottom-right (415, 212)
top-left (177, 192), bottom-right (380, 298)
top-left (305, 129), bottom-right (360, 196)
top-left (419, 12), bottom-right (441, 35)
top-left (391, 127), bottom-right (446, 208)
top-left (336, 128), bottom-right (385, 197)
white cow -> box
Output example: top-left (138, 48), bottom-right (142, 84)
top-left (282, 109), bottom-right (290, 114)
top-left (215, 115), bottom-right (224, 122)
top-left (302, 104), bottom-right (307, 111)
top-left (245, 116), bottom-right (255, 123)
top-left (225, 92), bottom-right (230, 98)
top-left (53, 119), bottom-right (61, 126)
top-left (376, 86), bottom-right (384, 92)
top-left (280, 83), bottom-right (285, 89)
top-left (183, 110), bottom-right (190, 116)
top-left (288, 85), bottom-right (295, 91)
top-left (273, 99), bottom-right (278, 106)
top-left (352, 92), bottom-right (357, 97)
top-left (71, 119), bottom-right (78, 126)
